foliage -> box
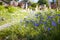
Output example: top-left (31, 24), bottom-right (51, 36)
top-left (38, 0), bottom-right (48, 5)
top-left (29, 3), bottom-right (38, 10)
top-left (0, 2), bottom-right (3, 5)
top-left (22, 0), bottom-right (29, 2)
top-left (0, 8), bottom-right (60, 40)
top-left (0, 5), bottom-right (28, 25)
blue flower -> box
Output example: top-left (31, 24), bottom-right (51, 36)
top-left (52, 21), bottom-right (57, 26)
top-left (48, 28), bottom-right (51, 31)
top-left (39, 21), bottom-right (43, 24)
top-left (44, 22), bottom-right (47, 24)
top-left (47, 16), bottom-right (53, 20)
top-left (57, 14), bottom-right (60, 16)
top-left (58, 19), bottom-right (60, 24)
top-left (48, 16), bottom-right (51, 19)
top-left (48, 16), bottom-right (53, 19)
top-left (34, 23), bottom-right (39, 27)
top-left (35, 14), bottom-right (38, 17)
top-left (35, 14), bottom-right (39, 18)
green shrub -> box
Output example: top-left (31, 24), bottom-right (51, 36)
top-left (0, 5), bottom-right (5, 10)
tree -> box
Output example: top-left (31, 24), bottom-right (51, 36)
top-left (38, 0), bottom-right (48, 5)
top-left (22, 0), bottom-right (29, 2)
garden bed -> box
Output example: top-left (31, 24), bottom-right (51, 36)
top-left (0, 6), bottom-right (60, 40)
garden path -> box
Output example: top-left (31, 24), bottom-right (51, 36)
top-left (0, 19), bottom-right (20, 30)
top-left (0, 9), bottom-right (27, 30)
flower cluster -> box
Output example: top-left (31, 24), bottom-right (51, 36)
top-left (21, 10), bottom-right (60, 32)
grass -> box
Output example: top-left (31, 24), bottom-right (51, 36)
top-left (0, 5), bottom-right (28, 26)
